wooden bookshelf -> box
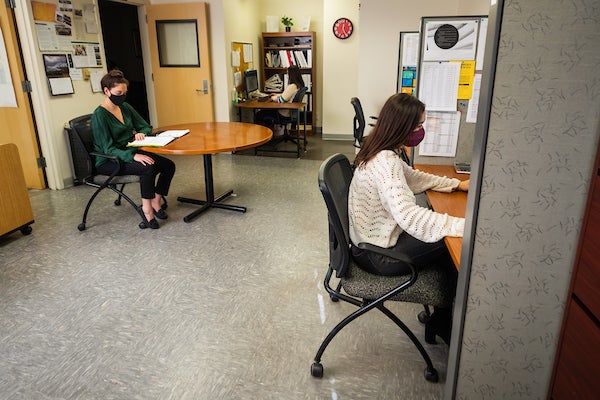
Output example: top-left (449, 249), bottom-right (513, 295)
top-left (261, 31), bottom-right (315, 129)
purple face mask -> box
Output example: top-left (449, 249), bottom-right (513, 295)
top-left (405, 128), bottom-right (425, 147)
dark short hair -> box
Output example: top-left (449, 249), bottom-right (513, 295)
top-left (354, 93), bottom-right (425, 167)
top-left (100, 69), bottom-right (129, 91)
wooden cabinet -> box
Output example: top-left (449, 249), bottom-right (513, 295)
top-left (261, 31), bottom-right (315, 129)
top-left (549, 142), bottom-right (600, 399)
top-left (0, 143), bottom-right (34, 237)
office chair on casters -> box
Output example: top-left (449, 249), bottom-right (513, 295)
top-left (66, 114), bottom-right (166, 231)
top-left (311, 153), bottom-right (455, 382)
top-left (256, 86), bottom-right (309, 157)
top-left (350, 97), bottom-right (377, 148)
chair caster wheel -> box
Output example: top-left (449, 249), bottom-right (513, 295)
top-left (418, 310), bottom-right (430, 324)
top-left (329, 293), bottom-right (339, 302)
top-left (311, 362), bottom-right (324, 378)
top-left (20, 226), bottom-right (32, 235)
top-left (424, 367), bottom-right (439, 383)
top-left (78, 223), bottom-right (86, 231)
top-left (114, 199), bottom-right (121, 206)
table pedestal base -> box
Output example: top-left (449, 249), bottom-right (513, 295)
top-left (178, 154), bottom-right (247, 223)
top-left (178, 192), bottom-right (246, 222)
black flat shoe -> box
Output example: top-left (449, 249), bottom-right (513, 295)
top-left (153, 208), bottom-right (168, 220)
top-left (139, 218), bottom-right (160, 229)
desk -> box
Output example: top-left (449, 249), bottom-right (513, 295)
top-left (143, 122), bottom-right (272, 222)
top-left (235, 100), bottom-right (307, 157)
top-left (414, 164), bottom-right (469, 269)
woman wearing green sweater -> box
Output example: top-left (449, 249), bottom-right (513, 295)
top-left (91, 70), bottom-right (175, 229)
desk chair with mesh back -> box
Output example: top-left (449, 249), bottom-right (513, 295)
top-left (277, 86), bottom-right (308, 147)
top-left (66, 114), bottom-right (165, 231)
top-left (256, 86), bottom-right (309, 157)
top-left (311, 153), bottom-right (456, 382)
top-left (351, 97), bottom-right (377, 148)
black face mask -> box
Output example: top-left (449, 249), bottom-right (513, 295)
top-left (109, 93), bottom-right (126, 106)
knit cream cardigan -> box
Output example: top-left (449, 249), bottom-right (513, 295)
top-left (349, 150), bottom-right (465, 248)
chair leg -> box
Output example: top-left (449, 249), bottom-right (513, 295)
top-left (418, 304), bottom-right (432, 323)
top-left (114, 183), bottom-right (126, 206)
top-left (311, 300), bottom-right (438, 382)
top-left (329, 280), bottom-right (343, 302)
top-left (78, 184), bottom-right (146, 231)
top-left (312, 301), bottom-right (373, 377)
top-left (376, 304), bottom-right (439, 382)
top-left (78, 186), bottom-right (104, 231)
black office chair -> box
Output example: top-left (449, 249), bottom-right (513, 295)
top-left (256, 86), bottom-right (309, 157)
top-left (311, 153), bottom-right (456, 382)
top-left (351, 97), bottom-right (377, 148)
top-left (277, 85), bottom-right (308, 138)
top-left (66, 114), bottom-right (165, 231)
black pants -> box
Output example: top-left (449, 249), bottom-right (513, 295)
top-left (97, 150), bottom-right (176, 200)
top-left (351, 231), bottom-right (454, 276)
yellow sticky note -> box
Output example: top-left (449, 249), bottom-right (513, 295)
top-left (454, 60), bottom-right (476, 99)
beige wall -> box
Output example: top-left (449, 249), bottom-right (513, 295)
top-left (321, 0), bottom-right (359, 136)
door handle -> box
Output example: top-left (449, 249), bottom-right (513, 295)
top-left (195, 80), bottom-right (209, 94)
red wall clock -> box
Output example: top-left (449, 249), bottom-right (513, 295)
top-left (333, 18), bottom-right (353, 39)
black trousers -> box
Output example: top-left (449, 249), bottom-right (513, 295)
top-left (97, 150), bottom-right (176, 200)
top-left (351, 231), bottom-right (454, 276)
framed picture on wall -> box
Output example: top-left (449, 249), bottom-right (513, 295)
top-left (42, 53), bottom-right (74, 95)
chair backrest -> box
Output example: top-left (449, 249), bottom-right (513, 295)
top-left (292, 86), bottom-right (308, 102)
top-left (351, 97), bottom-right (366, 147)
top-left (67, 114), bottom-right (95, 178)
top-left (318, 153), bottom-right (355, 278)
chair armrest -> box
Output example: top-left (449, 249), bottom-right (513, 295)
top-left (355, 242), bottom-right (416, 274)
top-left (90, 152), bottom-right (119, 162)
top-left (89, 152), bottom-right (123, 180)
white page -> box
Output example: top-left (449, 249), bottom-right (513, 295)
top-left (476, 18), bottom-right (488, 70)
top-left (127, 135), bottom-right (174, 147)
top-left (466, 74), bottom-right (482, 123)
top-left (418, 111), bottom-right (461, 157)
top-left (158, 129), bottom-right (189, 138)
top-left (401, 33), bottom-right (420, 67)
top-left (418, 61), bottom-right (460, 112)
top-left (0, 25), bottom-right (17, 107)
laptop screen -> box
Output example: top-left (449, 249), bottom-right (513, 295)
top-left (245, 70), bottom-right (259, 94)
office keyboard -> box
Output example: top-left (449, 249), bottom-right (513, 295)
top-left (250, 91), bottom-right (270, 101)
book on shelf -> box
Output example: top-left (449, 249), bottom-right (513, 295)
top-left (127, 129), bottom-right (189, 147)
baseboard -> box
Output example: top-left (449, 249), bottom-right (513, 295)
top-left (322, 132), bottom-right (353, 141)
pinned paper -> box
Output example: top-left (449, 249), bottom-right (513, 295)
top-left (456, 60), bottom-right (476, 99)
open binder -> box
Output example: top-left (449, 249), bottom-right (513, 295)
top-left (127, 129), bottom-right (189, 147)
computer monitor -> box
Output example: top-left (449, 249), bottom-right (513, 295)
top-left (244, 70), bottom-right (259, 94)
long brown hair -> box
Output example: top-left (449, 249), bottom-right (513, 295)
top-left (287, 66), bottom-right (305, 88)
top-left (354, 93), bottom-right (425, 167)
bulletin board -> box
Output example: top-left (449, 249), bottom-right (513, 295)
top-left (414, 15), bottom-right (488, 165)
top-left (30, 0), bottom-right (105, 95)
top-left (396, 31), bottom-right (419, 95)
top-left (231, 42), bottom-right (253, 94)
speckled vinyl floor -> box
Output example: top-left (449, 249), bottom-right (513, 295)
top-left (0, 138), bottom-right (448, 399)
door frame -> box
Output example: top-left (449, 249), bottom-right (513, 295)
top-left (12, 3), bottom-right (60, 189)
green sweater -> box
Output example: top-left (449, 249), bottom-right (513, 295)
top-left (91, 102), bottom-right (153, 167)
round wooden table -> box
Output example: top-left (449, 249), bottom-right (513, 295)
top-left (143, 122), bottom-right (272, 222)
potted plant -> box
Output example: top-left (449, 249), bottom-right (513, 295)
top-left (281, 16), bottom-right (293, 32)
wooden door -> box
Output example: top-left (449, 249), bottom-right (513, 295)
top-left (146, 2), bottom-right (214, 126)
top-left (0, 4), bottom-right (45, 189)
